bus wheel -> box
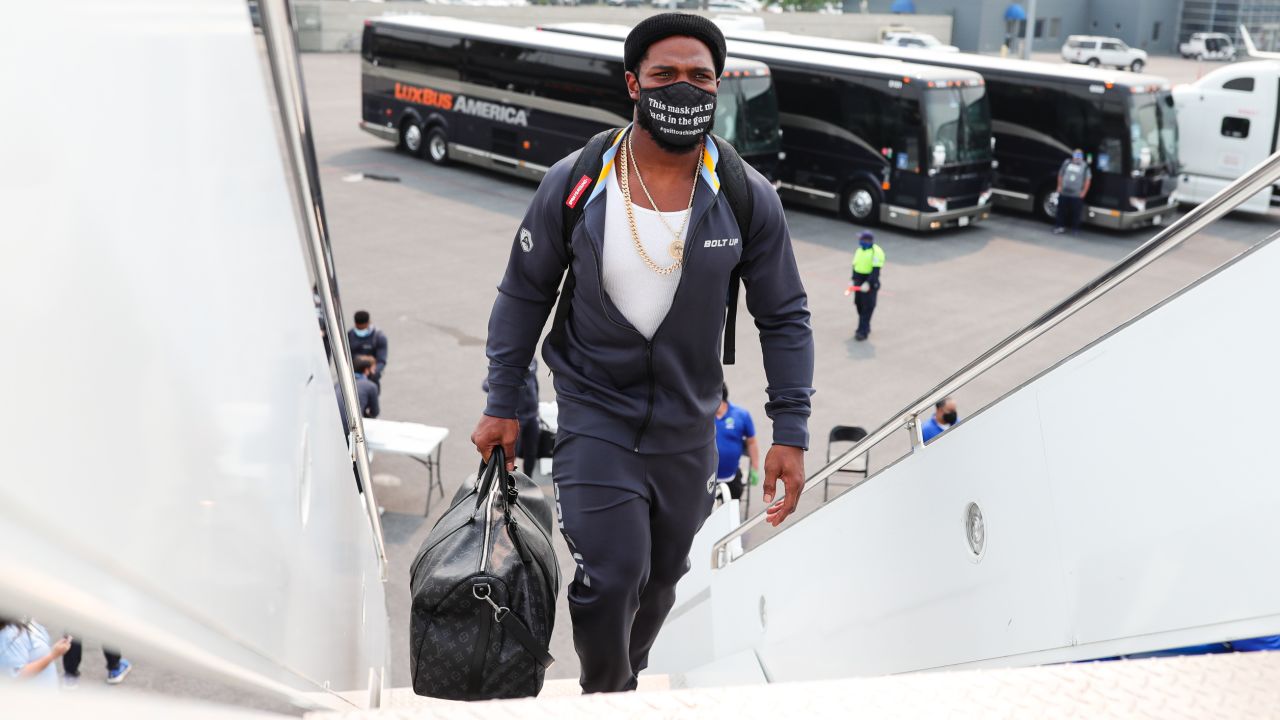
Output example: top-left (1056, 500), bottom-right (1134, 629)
top-left (1086, 57), bottom-right (1100, 67)
top-left (1037, 186), bottom-right (1059, 223)
top-left (1130, 59), bottom-right (1145, 72)
top-left (841, 182), bottom-right (880, 225)
top-left (399, 121), bottom-right (424, 155)
top-left (425, 127), bottom-right (450, 165)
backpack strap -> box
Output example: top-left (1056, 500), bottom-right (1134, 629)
top-left (548, 128), bottom-right (623, 348)
top-left (712, 135), bottom-right (755, 366)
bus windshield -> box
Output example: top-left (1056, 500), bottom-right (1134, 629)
top-left (719, 75), bottom-right (781, 157)
top-left (1130, 91), bottom-right (1178, 171)
top-left (923, 86), bottom-right (992, 167)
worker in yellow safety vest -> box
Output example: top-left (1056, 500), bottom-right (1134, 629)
top-left (849, 230), bottom-right (885, 341)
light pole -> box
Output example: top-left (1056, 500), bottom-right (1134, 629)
top-left (1023, 0), bottom-right (1037, 59)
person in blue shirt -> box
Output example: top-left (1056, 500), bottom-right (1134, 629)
top-left (0, 619), bottom-right (69, 688)
top-left (921, 397), bottom-right (958, 444)
top-left (715, 385), bottom-right (760, 500)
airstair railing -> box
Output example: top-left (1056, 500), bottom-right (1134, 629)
top-left (713, 149), bottom-right (1280, 568)
top-left (259, 0), bottom-right (388, 581)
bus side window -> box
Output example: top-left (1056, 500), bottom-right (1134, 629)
top-left (532, 51), bottom-right (630, 119)
top-left (1221, 116), bottom-right (1250, 139)
top-left (375, 31), bottom-right (463, 79)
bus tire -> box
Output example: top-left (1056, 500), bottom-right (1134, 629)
top-left (841, 181), bottom-right (881, 225)
top-left (1036, 185), bottom-right (1059, 223)
top-left (1130, 59), bottom-right (1145, 72)
top-left (425, 127), bottom-right (450, 165)
top-left (398, 120), bottom-right (424, 156)
top-left (1086, 57), bottom-right (1100, 67)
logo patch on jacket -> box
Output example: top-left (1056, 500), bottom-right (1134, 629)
top-left (703, 237), bottom-right (740, 248)
top-left (519, 228), bottom-right (533, 253)
top-left (565, 175), bottom-right (592, 209)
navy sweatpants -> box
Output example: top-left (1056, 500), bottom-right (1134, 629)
top-left (552, 432), bottom-right (717, 693)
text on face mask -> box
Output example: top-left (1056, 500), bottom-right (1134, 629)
top-left (645, 97), bottom-right (713, 129)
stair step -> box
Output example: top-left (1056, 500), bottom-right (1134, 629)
top-left (315, 652), bottom-right (1280, 719)
top-left (377, 675), bottom-right (671, 709)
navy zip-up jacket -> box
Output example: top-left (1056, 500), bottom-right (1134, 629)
top-left (484, 131), bottom-right (814, 454)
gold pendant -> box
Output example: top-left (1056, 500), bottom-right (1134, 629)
top-left (669, 239), bottom-right (684, 259)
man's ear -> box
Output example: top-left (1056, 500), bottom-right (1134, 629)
top-left (625, 70), bottom-right (640, 102)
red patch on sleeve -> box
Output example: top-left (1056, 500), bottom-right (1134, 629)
top-left (565, 175), bottom-right (593, 209)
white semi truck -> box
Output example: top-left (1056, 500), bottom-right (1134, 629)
top-left (1174, 60), bottom-right (1280, 213)
top-left (1174, 28), bottom-right (1280, 214)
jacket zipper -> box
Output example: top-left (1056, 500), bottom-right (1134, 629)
top-left (583, 175), bottom-right (715, 453)
top-left (633, 342), bottom-right (655, 452)
top-left (631, 201), bottom-right (711, 452)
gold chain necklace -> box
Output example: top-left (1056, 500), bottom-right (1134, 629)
top-left (618, 131), bottom-right (703, 276)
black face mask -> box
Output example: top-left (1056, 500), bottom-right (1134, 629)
top-left (942, 411), bottom-right (958, 425)
top-left (635, 80), bottom-right (717, 152)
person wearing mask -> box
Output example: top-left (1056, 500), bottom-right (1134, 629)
top-left (922, 396), bottom-right (958, 444)
top-left (849, 230), bottom-right (885, 342)
top-left (0, 619), bottom-right (70, 688)
top-left (472, 14), bottom-right (814, 694)
top-left (347, 311), bottom-right (388, 388)
top-left (1053, 149), bottom-right (1092, 235)
top-left (714, 384), bottom-right (760, 501)
top-left (336, 355), bottom-right (380, 430)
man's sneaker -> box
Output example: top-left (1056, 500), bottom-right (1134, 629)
top-left (106, 659), bottom-right (132, 685)
top-left (62, 674), bottom-right (80, 689)
top-left (1052, 227), bottom-right (1066, 235)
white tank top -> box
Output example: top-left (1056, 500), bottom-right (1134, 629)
top-left (602, 172), bottom-right (688, 340)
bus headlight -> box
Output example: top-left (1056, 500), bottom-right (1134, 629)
top-left (1129, 196), bottom-right (1147, 212)
top-left (926, 196), bottom-right (948, 212)
top-left (978, 188), bottom-right (992, 206)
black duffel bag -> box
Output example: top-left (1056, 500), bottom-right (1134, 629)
top-left (409, 447), bottom-right (560, 699)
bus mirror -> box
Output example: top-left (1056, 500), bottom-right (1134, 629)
top-left (932, 143), bottom-right (947, 168)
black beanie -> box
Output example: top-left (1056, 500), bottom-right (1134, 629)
top-left (624, 13), bottom-right (727, 77)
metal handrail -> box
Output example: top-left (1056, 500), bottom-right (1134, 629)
top-left (259, 0), bottom-right (388, 581)
top-left (713, 149), bottom-right (1280, 568)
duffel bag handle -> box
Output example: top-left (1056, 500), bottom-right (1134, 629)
top-left (474, 446), bottom-right (505, 511)
top-left (474, 446), bottom-right (522, 513)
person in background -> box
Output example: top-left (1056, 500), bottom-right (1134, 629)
top-left (63, 639), bottom-right (131, 687)
top-left (481, 359), bottom-right (543, 477)
top-left (1053, 149), bottom-right (1092, 235)
top-left (347, 310), bottom-right (389, 388)
top-left (336, 355), bottom-right (380, 430)
top-left (922, 397), bottom-right (958, 444)
top-left (849, 230), bottom-right (885, 342)
top-left (0, 619), bottom-right (70, 688)
top-left (516, 359), bottom-right (541, 477)
top-left (714, 384), bottom-right (760, 501)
